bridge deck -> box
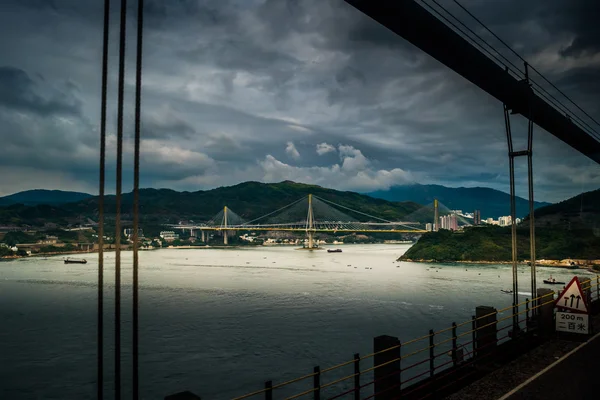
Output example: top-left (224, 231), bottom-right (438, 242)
top-left (171, 226), bottom-right (426, 233)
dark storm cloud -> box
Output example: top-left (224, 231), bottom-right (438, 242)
top-left (0, 66), bottom-right (81, 117)
top-left (0, 0), bottom-right (598, 201)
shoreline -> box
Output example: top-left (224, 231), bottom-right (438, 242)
top-left (399, 258), bottom-right (599, 271)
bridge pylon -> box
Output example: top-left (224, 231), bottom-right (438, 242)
top-left (305, 194), bottom-right (317, 249)
top-left (223, 206), bottom-right (228, 245)
top-left (434, 199), bottom-right (439, 232)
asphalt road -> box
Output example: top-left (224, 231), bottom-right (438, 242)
top-left (505, 333), bottom-right (600, 399)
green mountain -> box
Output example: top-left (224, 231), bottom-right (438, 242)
top-left (0, 181), bottom-right (425, 228)
top-left (529, 188), bottom-right (600, 229)
top-left (0, 203), bottom-right (78, 227)
top-left (367, 184), bottom-right (551, 219)
top-left (69, 181), bottom-right (425, 222)
top-left (0, 189), bottom-right (93, 206)
top-left (401, 189), bottom-right (600, 262)
top-left (400, 226), bottom-right (600, 262)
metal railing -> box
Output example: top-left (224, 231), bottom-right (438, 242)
top-left (230, 276), bottom-right (600, 400)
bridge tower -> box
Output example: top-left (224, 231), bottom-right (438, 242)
top-left (223, 206), bottom-right (228, 245)
top-left (433, 199), bottom-right (439, 232)
top-left (306, 194), bottom-right (316, 249)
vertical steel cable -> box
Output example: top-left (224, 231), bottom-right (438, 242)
top-left (133, 0), bottom-right (144, 398)
top-left (115, 0), bottom-right (128, 398)
top-left (526, 63), bottom-right (537, 310)
top-left (503, 103), bottom-right (519, 330)
top-left (98, 0), bottom-right (110, 398)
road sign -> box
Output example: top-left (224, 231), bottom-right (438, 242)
top-left (555, 277), bottom-right (588, 313)
top-left (556, 312), bottom-right (589, 334)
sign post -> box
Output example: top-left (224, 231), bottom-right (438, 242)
top-left (554, 277), bottom-right (590, 336)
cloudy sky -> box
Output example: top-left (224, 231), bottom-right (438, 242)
top-left (1, 0), bottom-right (599, 203)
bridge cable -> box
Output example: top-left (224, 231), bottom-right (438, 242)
top-left (422, 0), bottom-right (599, 138)
top-left (452, 0), bottom-right (600, 132)
top-left (242, 196), bottom-right (308, 226)
top-left (313, 195), bottom-right (421, 230)
top-left (423, 0), bottom-right (600, 140)
top-left (420, 0), bottom-right (524, 79)
top-left (132, 0), bottom-right (144, 398)
top-left (114, 0), bottom-right (128, 398)
top-left (421, 0), bottom-right (600, 141)
top-left (97, 0), bottom-right (110, 398)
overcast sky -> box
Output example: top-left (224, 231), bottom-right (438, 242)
top-left (1, 0), bottom-right (599, 203)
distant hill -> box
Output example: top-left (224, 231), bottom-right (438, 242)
top-left (0, 189), bottom-right (93, 206)
top-left (400, 225), bottom-right (600, 262)
top-left (68, 181), bottom-right (425, 221)
top-left (530, 188), bottom-right (600, 229)
top-left (367, 184), bottom-right (551, 219)
top-left (0, 181), bottom-right (426, 228)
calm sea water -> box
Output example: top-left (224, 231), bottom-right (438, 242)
top-left (0, 245), bottom-right (593, 399)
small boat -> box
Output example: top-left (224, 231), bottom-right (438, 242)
top-left (543, 275), bottom-right (565, 285)
top-left (327, 249), bottom-right (342, 253)
top-left (64, 258), bottom-right (87, 264)
top-left (501, 289), bottom-right (513, 294)
top-left (543, 279), bottom-right (565, 285)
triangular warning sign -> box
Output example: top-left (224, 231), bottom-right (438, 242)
top-left (555, 277), bottom-right (588, 313)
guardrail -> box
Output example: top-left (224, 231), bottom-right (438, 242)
top-left (222, 275), bottom-right (600, 400)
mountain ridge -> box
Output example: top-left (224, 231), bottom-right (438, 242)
top-left (367, 183), bottom-right (551, 219)
top-left (0, 181), bottom-right (426, 227)
top-left (0, 189), bottom-right (93, 206)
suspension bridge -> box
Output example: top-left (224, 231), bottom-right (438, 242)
top-left (166, 194), bottom-right (473, 247)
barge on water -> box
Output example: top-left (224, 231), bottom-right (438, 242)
top-left (327, 249), bottom-right (342, 253)
top-left (64, 257), bottom-right (87, 264)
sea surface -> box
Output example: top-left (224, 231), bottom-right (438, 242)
top-left (0, 245), bottom-right (594, 399)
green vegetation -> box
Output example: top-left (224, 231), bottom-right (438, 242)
top-left (368, 184), bottom-right (551, 219)
top-left (38, 244), bottom-right (76, 253)
top-left (0, 203), bottom-right (73, 226)
top-left (69, 181), bottom-right (423, 223)
top-left (0, 181), bottom-right (425, 228)
top-left (0, 246), bottom-right (15, 257)
top-left (401, 226), bottom-right (600, 262)
top-left (527, 188), bottom-right (600, 229)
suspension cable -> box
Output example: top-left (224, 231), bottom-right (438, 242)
top-left (422, 0), bottom-right (600, 141)
top-left (97, 1), bottom-right (110, 398)
top-left (132, 0), bottom-right (144, 398)
top-left (314, 195), bottom-right (420, 230)
top-left (114, 0), bottom-right (128, 398)
top-left (452, 0), bottom-right (600, 132)
top-left (420, 0), bottom-right (524, 79)
top-left (242, 196), bottom-right (308, 225)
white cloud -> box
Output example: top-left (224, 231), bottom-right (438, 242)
top-left (260, 143), bottom-right (414, 192)
top-left (285, 141), bottom-right (301, 160)
top-left (316, 142), bottom-right (336, 155)
top-left (528, 37), bottom-right (600, 74)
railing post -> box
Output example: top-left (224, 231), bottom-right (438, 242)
top-left (471, 316), bottom-right (476, 366)
top-left (525, 298), bottom-right (530, 330)
top-left (475, 306), bottom-right (497, 363)
top-left (354, 353), bottom-right (360, 400)
top-left (373, 335), bottom-right (401, 400)
top-left (578, 276), bottom-right (592, 306)
top-left (313, 366), bottom-right (321, 400)
top-left (265, 381), bottom-right (272, 400)
top-left (429, 329), bottom-right (435, 378)
top-left (451, 322), bottom-right (458, 367)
